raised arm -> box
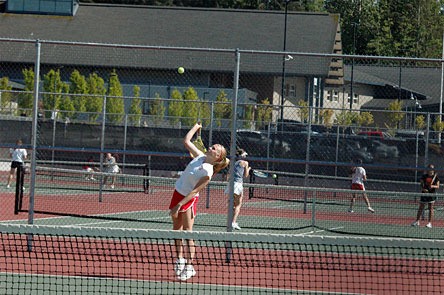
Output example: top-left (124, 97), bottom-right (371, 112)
top-left (184, 123), bottom-right (204, 158)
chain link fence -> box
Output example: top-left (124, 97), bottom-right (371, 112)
top-left (1, 39), bottom-right (444, 186)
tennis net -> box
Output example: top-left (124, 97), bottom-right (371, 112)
top-left (0, 223), bottom-right (443, 294)
top-left (13, 165), bottom-right (444, 238)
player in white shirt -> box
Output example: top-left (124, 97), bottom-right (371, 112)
top-left (102, 153), bottom-right (119, 189)
top-left (169, 123), bottom-right (229, 281)
top-left (6, 139), bottom-right (27, 189)
top-left (348, 159), bottom-right (375, 213)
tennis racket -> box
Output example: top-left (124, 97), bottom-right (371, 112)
top-left (252, 169), bottom-right (268, 178)
top-left (430, 173), bottom-right (438, 190)
top-left (190, 122), bottom-right (207, 158)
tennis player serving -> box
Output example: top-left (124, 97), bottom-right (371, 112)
top-left (169, 123), bottom-right (229, 281)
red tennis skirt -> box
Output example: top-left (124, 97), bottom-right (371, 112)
top-left (169, 190), bottom-right (199, 217)
top-left (351, 183), bottom-right (365, 191)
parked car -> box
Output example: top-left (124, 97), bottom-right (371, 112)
top-left (357, 130), bottom-right (386, 140)
top-left (368, 140), bottom-right (399, 159)
top-left (236, 129), bottom-right (293, 158)
top-left (310, 137), bottom-right (373, 164)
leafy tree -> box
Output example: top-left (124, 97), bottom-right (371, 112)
top-left (356, 111), bottom-right (374, 127)
top-left (129, 85), bottom-right (142, 126)
top-left (0, 77), bottom-right (13, 112)
top-left (150, 93), bottom-right (166, 126)
top-left (106, 70), bottom-right (125, 124)
top-left (86, 72), bottom-right (106, 122)
top-left (214, 90), bottom-right (231, 128)
top-left (182, 87), bottom-right (199, 127)
top-left (69, 70), bottom-right (89, 119)
top-left (256, 98), bottom-right (272, 128)
top-left (297, 99), bottom-right (309, 123)
top-left (432, 117), bottom-right (444, 134)
top-left (334, 110), bottom-right (355, 128)
top-left (168, 89), bottom-right (183, 126)
top-left (416, 115), bottom-right (426, 130)
top-left (325, 0), bottom-right (379, 55)
top-left (319, 108), bottom-right (334, 128)
top-left (243, 104), bottom-right (254, 129)
top-left (326, 0), bottom-right (444, 58)
top-left (386, 99), bottom-right (404, 129)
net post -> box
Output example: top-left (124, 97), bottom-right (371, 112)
top-left (14, 165), bottom-right (24, 215)
top-left (311, 191), bottom-right (316, 230)
top-left (26, 233), bottom-right (34, 252)
top-left (143, 157), bottom-right (150, 194)
top-left (248, 171), bottom-right (255, 199)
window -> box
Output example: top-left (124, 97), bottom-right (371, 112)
top-left (289, 84), bottom-right (296, 97)
top-left (284, 83), bottom-right (296, 98)
top-left (7, 0), bottom-right (78, 16)
top-left (353, 93), bottom-right (359, 104)
top-left (332, 90), bottom-right (339, 102)
top-left (326, 91), bottom-right (332, 102)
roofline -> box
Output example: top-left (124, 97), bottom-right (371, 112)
top-left (79, 2), bottom-right (335, 17)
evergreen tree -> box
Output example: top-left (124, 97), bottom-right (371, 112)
top-left (214, 90), bottom-right (231, 128)
top-left (18, 68), bottom-right (35, 115)
top-left (69, 70), bottom-right (89, 119)
top-left (58, 83), bottom-right (75, 120)
top-left (168, 89), bottom-right (183, 126)
top-left (0, 77), bottom-right (13, 112)
top-left (150, 93), bottom-right (166, 126)
top-left (129, 85), bottom-right (142, 126)
top-left (106, 70), bottom-right (125, 124)
top-left (182, 87), bottom-right (199, 127)
top-left (42, 69), bottom-right (63, 118)
top-left (86, 72), bottom-right (106, 122)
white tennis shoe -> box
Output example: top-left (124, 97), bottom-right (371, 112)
top-left (426, 223), bottom-right (432, 228)
top-left (411, 221), bottom-right (420, 227)
top-left (174, 258), bottom-right (186, 276)
top-left (232, 222), bottom-right (241, 230)
top-left (178, 265), bottom-right (196, 281)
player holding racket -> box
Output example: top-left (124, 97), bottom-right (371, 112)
top-left (348, 159), bottom-right (375, 213)
top-left (6, 139), bottom-right (27, 189)
top-left (412, 164), bottom-right (440, 228)
top-left (225, 148), bottom-right (251, 230)
top-left (169, 123), bottom-right (229, 281)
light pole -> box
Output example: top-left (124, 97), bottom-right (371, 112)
top-left (279, 0), bottom-right (291, 128)
top-left (439, 32), bottom-right (444, 144)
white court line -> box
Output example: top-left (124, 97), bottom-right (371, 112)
top-left (0, 211), bottom-right (210, 228)
top-left (294, 226), bottom-right (345, 236)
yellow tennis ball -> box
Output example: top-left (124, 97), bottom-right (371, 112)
top-left (272, 174), bottom-right (277, 179)
top-left (178, 67), bottom-right (185, 74)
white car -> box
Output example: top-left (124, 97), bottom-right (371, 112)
top-left (371, 140), bottom-right (399, 158)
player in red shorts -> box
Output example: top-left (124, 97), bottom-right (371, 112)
top-left (348, 159), bottom-right (374, 213)
top-left (169, 123), bottom-right (229, 281)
